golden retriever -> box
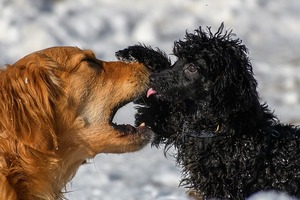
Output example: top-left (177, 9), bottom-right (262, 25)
top-left (0, 46), bottom-right (153, 199)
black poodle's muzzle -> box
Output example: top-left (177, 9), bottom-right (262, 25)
top-left (146, 72), bottom-right (172, 101)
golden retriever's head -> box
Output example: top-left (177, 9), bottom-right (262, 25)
top-left (0, 46), bottom-right (154, 199)
top-left (2, 46), bottom-right (153, 155)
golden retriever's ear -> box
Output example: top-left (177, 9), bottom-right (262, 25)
top-left (0, 56), bottom-right (63, 153)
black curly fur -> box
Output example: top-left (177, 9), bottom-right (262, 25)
top-left (115, 44), bottom-right (171, 72)
top-left (117, 23), bottom-right (300, 200)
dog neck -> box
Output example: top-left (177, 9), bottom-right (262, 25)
top-left (183, 99), bottom-right (274, 138)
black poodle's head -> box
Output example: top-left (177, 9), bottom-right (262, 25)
top-left (149, 23), bottom-right (258, 109)
top-left (145, 24), bottom-right (262, 144)
top-left (116, 24), bottom-right (262, 145)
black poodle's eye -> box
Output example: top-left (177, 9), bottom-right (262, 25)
top-left (183, 63), bottom-right (198, 79)
top-left (184, 63), bottom-right (197, 73)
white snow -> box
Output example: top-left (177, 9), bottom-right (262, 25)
top-left (1, 0), bottom-right (300, 199)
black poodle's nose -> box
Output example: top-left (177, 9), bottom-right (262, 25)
top-left (149, 74), bottom-right (157, 84)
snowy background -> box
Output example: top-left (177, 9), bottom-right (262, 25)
top-left (1, 0), bottom-right (300, 199)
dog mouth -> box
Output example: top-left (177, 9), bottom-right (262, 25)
top-left (146, 88), bottom-right (157, 97)
top-left (110, 101), bottom-right (152, 137)
top-left (146, 87), bottom-right (168, 99)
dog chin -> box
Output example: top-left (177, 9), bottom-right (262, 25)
top-left (111, 102), bottom-right (154, 141)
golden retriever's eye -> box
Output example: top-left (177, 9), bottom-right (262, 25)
top-left (83, 58), bottom-right (102, 70)
top-left (83, 58), bottom-right (96, 64)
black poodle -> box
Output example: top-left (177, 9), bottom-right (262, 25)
top-left (116, 23), bottom-right (300, 200)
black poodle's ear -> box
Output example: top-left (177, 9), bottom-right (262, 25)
top-left (116, 44), bottom-right (171, 72)
top-left (210, 50), bottom-right (260, 117)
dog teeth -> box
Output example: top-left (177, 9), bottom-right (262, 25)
top-left (139, 122), bottom-right (146, 127)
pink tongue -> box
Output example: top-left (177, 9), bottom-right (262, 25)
top-left (147, 88), bottom-right (157, 97)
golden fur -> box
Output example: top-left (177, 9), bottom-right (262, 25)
top-left (0, 46), bottom-right (153, 199)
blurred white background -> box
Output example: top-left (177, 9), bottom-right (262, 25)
top-left (1, 0), bottom-right (300, 199)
